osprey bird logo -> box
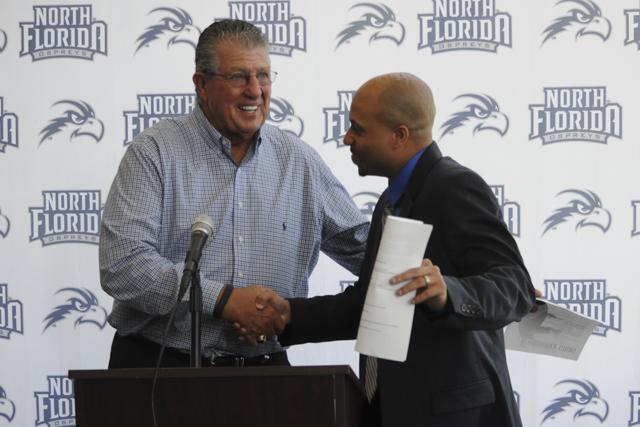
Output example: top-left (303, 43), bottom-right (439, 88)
top-left (353, 191), bottom-right (381, 217)
top-left (136, 7), bottom-right (201, 53)
top-left (267, 98), bottom-right (304, 137)
top-left (440, 94), bottom-right (509, 139)
top-left (0, 207), bottom-right (9, 238)
top-left (39, 100), bottom-right (104, 145)
top-left (0, 386), bottom-right (16, 422)
top-left (542, 189), bottom-right (611, 235)
top-left (336, 3), bottom-right (405, 49)
top-left (0, 29), bottom-right (7, 53)
top-left (42, 287), bottom-right (108, 332)
top-left (542, 0), bottom-right (611, 45)
top-left (541, 379), bottom-right (609, 424)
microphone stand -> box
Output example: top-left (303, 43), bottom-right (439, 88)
top-left (189, 267), bottom-right (202, 367)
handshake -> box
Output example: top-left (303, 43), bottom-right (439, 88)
top-left (222, 285), bottom-right (291, 346)
top-left (220, 258), bottom-right (456, 345)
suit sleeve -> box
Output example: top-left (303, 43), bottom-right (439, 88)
top-left (426, 170), bottom-right (535, 330)
top-left (278, 200), bottom-right (383, 346)
top-left (278, 284), bottom-right (364, 346)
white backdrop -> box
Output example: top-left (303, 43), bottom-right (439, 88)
top-left (1, 0), bottom-right (639, 426)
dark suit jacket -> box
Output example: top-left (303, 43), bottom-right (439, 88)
top-left (279, 142), bottom-right (535, 427)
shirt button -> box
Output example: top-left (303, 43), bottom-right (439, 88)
top-left (238, 201), bottom-right (244, 208)
top-left (238, 235), bottom-right (244, 242)
top-left (238, 272), bottom-right (244, 278)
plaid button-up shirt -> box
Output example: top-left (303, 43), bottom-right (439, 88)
top-left (99, 105), bottom-right (369, 357)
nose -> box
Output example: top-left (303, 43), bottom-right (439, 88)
top-left (244, 75), bottom-right (262, 98)
top-left (343, 128), bottom-right (354, 146)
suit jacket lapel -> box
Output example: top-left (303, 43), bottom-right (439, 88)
top-left (399, 142), bottom-right (444, 218)
top-left (370, 189), bottom-right (389, 256)
top-left (356, 188), bottom-right (390, 293)
top-left (361, 143), bottom-right (442, 284)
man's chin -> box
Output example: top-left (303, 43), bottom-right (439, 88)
top-left (235, 113), bottom-right (264, 128)
top-left (237, 121), bottom-right (264, 137)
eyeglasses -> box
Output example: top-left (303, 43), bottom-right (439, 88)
top-left (206, 70), bottom-right (278, 87)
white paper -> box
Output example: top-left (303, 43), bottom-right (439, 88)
top-left (355, 215), bottom-right (433, 362)
top-left (504, 298), bottom-right (600, 360)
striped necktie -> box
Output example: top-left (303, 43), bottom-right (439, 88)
top-left (364, 197), bottom-right (393, 402)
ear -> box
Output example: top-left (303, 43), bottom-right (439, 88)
top-left (391, 124), bottom-right (410, 148)
top-left (192, 72), bottom-right (207, 100)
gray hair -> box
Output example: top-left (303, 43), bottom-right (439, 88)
top-left (195, 19), bottom-right (269, 74)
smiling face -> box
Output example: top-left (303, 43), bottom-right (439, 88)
top-left (194, 40), bottom-right (271, 146)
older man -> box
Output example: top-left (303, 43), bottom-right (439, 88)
top-left (99, 19), bottom-right (368, 368)
top-left (260, 73), bottom-right (536, 426)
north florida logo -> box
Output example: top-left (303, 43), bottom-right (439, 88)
top-left (542, 0), bottom-right (611, 45)
top-left (541, 379), bottom-right (608, 425)
top-left (0, 284), bottom-right (24, 340)
top-left (418, 0), bottom-right (511, 54)
top-left (625, 9), bottom-right (640, 50)
top-left (630, 391), bottom-right (640, 426)
top-left (352, 191), bottom-right (381, 217)
top-left (0, 97), bottom-right (19, 153)
top-left (29, 190), bottom-right (102, 246)
top-left (39, 100), bottom-right (104, 146)
top-left (0, 385), bottom-right (16, 423)
top-left (544, 279), bottom-right (621, 336)
top-left (529, 86), bottom-right (622, 144)
top-left (440, 94), bottom-right (509, 139)
top-left (490, 185), bottom-right (520, 237)
top-left (20, 5), bottom-right (107, 61)
top-left (0, 206), bottom-right (10, 238)
top-left (0, 29), bottom-right (7, 52)
top-left (335, 3), bottom-right (405, 50)
top-left (632, 200), bottom-right (640, 237)
top-left (267, 97), bottom-right (304, 137)
top-left (542, 189), bottom-right (611, 235)
top-left (323, 91), bottom-right (354, 148)
top-left (34, 376), bottom-right (75, 426)
top-left (42, 287), bottom-right (107, 333)
top-left (226, 0), bottom-right (306, 56)
top-left (135, 7), bottom-right (201, 53)
top-left (123, 94), bottom-right (195, 145)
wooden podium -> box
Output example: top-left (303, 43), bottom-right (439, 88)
top-left (69, 365), bottom-right (364, 427)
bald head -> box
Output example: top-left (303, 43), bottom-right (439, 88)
top-left (358, 73), bottom-right (435, 145)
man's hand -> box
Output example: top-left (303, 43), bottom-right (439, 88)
top-left (224, 285), bottom-right (290, 346)
top-left (255, 289), bottom-right (291, 325)
top-left (390, 259), bottom-right (447, 311)
top-left (222, 285), bottom-right (287, 345)
top-left (530, 288), bottom-right (544, 312)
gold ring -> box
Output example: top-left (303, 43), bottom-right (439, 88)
top-left (257, 334), bottom-right (267, 343)
top-left (423, 275), bottom-right (430, 286)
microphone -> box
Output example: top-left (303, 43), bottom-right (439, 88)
top-left (177, 215), bottom-right (214, 301)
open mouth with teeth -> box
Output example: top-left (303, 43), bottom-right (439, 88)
top-left (239, 105), bottom-right (259, 112)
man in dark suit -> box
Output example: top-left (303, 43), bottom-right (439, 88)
top-left (245, 73), bottom-right (536, 426)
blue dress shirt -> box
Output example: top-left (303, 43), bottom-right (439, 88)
top-left (387, 147), bottom-right (427, 210)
